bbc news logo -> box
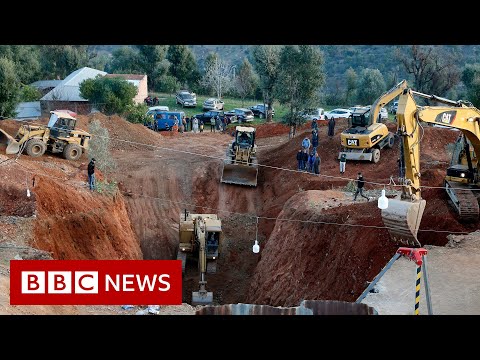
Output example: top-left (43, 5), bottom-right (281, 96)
top-left (10, 260), bottom-right (182, 305)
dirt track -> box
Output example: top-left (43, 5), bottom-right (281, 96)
top-left (1, 114), bottom-right (479, 313)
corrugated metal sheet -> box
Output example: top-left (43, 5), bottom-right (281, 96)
top-left (29, 80), bottom-right (62, 89)
top-left (14, 101), bottom-right (41, 119)
top-left (196, 300), bottom-right (377, 315)
top-left (41, 67), bottom-right (107, 101)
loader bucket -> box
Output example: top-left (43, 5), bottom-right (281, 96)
top-left (221, 163), bottom-right (258, 187)
top-left (192, 291), bottom-right (213, 306)
top-left (381, 199), bottom-right (426, 247)
top-left (0, 129), bottom-right (20, 154)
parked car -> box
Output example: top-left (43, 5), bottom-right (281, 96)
top-left (348, 105), bottom-right (368, 113)
top-left (145, 111), bottom-right (185, 131)
top-left (224, 108), bottom-right (254, 123)
top-left (249, 104), bottom-right (275, 118)
top-left (323, 108), bottom-right (352, 120)
top-left (175, 91), bottom-right (197, 108)
top-left (146, 106), bottom-right (169, 118)
top-left (301, 108), bottom-right (325, 121)
top-left (365, 105), bottom-right (388, 120)
top-left (193, 110), bottom-right (227, 124)
top-left (203, 98), bottom-right (224, 111)
top-left (389, 100), bottom-right (399, 114)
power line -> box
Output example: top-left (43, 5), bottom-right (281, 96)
top-left (4, 154), bottom-right (471, 235)
top-left (89, 132), bottom-right (480, 192)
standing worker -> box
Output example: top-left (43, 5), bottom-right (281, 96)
top-left (87, 158), bottom-right (96, 191)
top-left (311, 119), bottom-right (318, 131)
top-left (339, 153), bottom-right (347, 174)
top-left (328, 117), bottom-right (335, 139)
top-left (296, 149), bottom-right (303, 171)
top-left (192, 117), bottom-right (199, 133)
top-left (311, 129), bottom-right (319, 152)
top-left (353, 172), bottom-right (369, 201)
top-left (301, 137), bottom-right (311, 152)
top-left (210, 117), bottom-right (216, 132)
top-left (302, 150), bottom-right (309, 172)
top-left (313, 153), bottom-right (321, 175)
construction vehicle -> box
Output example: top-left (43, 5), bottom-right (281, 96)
top-left (177, 210), bottom-right (223, 305)
top-left (0, 111), bottom-right (91, 160)
top-left (339, 80), bottom-right (408, 163)
top-left (381, 83), bottom-right (480, 247)
top-left (221, 125), bottom-right (258, 187)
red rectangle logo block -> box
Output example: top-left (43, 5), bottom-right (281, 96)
top-left (10, 260), bottom-right (182, 305)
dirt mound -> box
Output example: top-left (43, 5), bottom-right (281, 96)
top-left (0, 184), bottom-right (36, 217)
top-left (75, 113), bottom-right (163, 152)
top-left (247, 190), bottom-right (399, 307)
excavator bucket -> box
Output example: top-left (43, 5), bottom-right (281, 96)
top-left (192, 290), bottom-right (214, 306)
top-left (0, 129), bottom-right (20, 154)
top-left (381, 199), bottom-right (426, 247)
top-left (221, 163), bottom-right (258, 187)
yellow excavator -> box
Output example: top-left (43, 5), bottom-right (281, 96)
top-left (221, 126), bottom-right (258, 187)
top-left (177, 210), bottom-right (223, 305)
top-left (382, 83), bottom-right (480, 247)
top-left (339, 80), bottom-right (407, 163)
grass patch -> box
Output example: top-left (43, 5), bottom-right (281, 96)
top-left (95, 180), bottom-right (118, 196)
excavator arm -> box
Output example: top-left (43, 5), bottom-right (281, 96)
top-left (191, 216), bottom-right (213, 305)
top-left (382, 85), bottom-right (480, 246)
top-left (368, 80), bottom-right (408, 125)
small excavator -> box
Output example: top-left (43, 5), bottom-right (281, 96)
top-left (221, 126), bottom-right (258, 187)
top-left (177, 210), bottom-right (223, 305)
top-left (381, 82), bottom-right (480, 247)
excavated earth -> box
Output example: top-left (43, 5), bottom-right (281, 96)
top-left (0, 115), bottom-right (479, 313)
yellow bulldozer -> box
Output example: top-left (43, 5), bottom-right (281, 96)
top-left (339, 80), bottom-right (407, 163)
top-left (221, 126), bottom-right (258, 187)
top-left (177, 210), bottom-right (223, 305)
top-left (0, 111), bottom-right (91, 160)
top-left (381, 82), bottom-right (480, 247)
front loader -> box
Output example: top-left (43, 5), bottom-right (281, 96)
top-left (0, 111), bottom-right (91, 160)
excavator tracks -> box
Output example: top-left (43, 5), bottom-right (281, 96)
top-left (445, 180), bottom-right (479, 221)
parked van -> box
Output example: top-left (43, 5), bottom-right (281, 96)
top-left (301, 108), bottom-right (325, 122)
top-left (145, 111), bottom-right (185, 131)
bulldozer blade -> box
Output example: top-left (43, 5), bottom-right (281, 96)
top-left (0, 129), bottom-right (20, 154)
top-left (221, 164), bottom-right (258, 187)
top-left (381, 199), bottom-right (426, 247)
top-left (192, 291), bottom-right (213, 306)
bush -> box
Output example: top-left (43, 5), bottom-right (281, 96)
top-left (87, 119), bottom-right (117, 177)
top-left (124, 103), bottom-right (149, 124)
top-left (20, 85), bottom-right (42, 102)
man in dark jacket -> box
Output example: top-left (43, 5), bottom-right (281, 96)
top-left (353, 172), bottom-right (369, 201)
top-left (313, 153), bottom-right (321, 175)
top-left (328, 117), bottom-right (335, 139)
top-left (302, 150), bottom-right (309, 171)
top-left (88, 158), bottom-right (96, 191)
top-left (312, 129), bottom-right (319, 151)
top-left (296, 150), bottom-right (303, 171)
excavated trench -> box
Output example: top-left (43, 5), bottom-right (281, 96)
top-left (2, 115), bottom-right (476, 308)
top-left (110, 121), bottom-right (478, 307)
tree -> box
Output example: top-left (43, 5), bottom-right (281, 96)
top-left (236, 58), bottom-right (258, 106)
top-left (0, 58), bottom-right (21, 118)
top-left (20, 85), bottom-right (42, 102)
top-left (39, 45), bottom-right (90, 79)
top-left (79, 76), bottom-right (137, 115)
top-left (166, 45), bottom-right (200, 88)
top-left (276, 45), bottom-right (325, 137)
top-left (0, 45), bottom-right (41, 84)
top-left (201, 52), bottom-right (234, 99)
top-left (397, 45), bottom-right (460, 97)
top-left (462, 63), bottom-right (480, 107)
top-left (356, 68), bottom-right (386, 105)
top-left (107, 46), bottom-right (144, 74)
top-left (345, 67), bottom-right (358, 104)
top-left (136, 45), bottom-right (169, 91)
top-left (252, 45), bottom-right (281, 122)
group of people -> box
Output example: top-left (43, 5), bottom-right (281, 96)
top-left (210, 115), bottom-right (228, 133)
top-left (144, 96), bottom-right (159, 106)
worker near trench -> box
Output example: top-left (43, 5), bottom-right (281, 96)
top-left (88, 158), bottom-right (96, 191)
top-left (353, 172), bottom-right (369, 201)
